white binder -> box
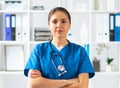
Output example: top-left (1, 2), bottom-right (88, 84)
top-left (16, 14), bottom-right (22, 41)
top-left (102, 14), bottom-right (109, 42)
top-left (95, 14), bottom-right (103, 42)
top-left (22, 14), bottom-right (29, 41)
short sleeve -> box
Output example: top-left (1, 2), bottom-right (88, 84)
top-left (78, 48), bottom-right (95, 78)
top-left (24, 45), bottom-right (41, 77)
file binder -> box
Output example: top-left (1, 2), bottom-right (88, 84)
top-left (102, 14), bottom-right (109, 42)
top-left (114, 13), bottom-right (120, 41)
top-left (5, 14), bottom-right (12, 40)
top-left (95, 14), bottom-right (103, 41)
top-left (11, 14), bottom-right (16, 40)
top-left (22, 14), bottom-right (28, 41)
top-left (16, 14), bottom-right (22, 41)
top-left (109, 13), bottom-right (114, 41)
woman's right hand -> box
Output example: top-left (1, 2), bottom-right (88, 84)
top-left (28, 69), bottom-right (41, 79)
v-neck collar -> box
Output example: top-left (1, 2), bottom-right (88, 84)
top-left (51, 42), bottom-right (69, 52)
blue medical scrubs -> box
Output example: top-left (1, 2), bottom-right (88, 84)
top-left (24, 41), bottom-right (95, 79)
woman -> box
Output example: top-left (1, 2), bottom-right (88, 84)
top-left (24, 7), bottom-right (95, 88)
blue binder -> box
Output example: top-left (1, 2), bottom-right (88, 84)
top-left (114, 13), bottom-right (120, 41)
top-left (5, 14), bottom-right (12, 40)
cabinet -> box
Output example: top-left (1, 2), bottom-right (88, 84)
top-left (90, 0), bottom-right (120, 88)
top-left (0, 0), bottom-right (120, 88)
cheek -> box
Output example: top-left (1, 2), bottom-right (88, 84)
top-left (65, 25), bottom-right (70, 31)
top-left (49, 26), bottom-right (55, 32)
top-left (48, 25), bottom-right (55, 34)
top-left (49, 23), bottom-right (55, 29)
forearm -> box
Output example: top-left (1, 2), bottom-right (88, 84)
top-left (59, 78), bottom-right (79, 88)
top-left (61, 82), bottom-right (88, 88)
top-left (28, 77), bottom-right (77, 88)
top-left (61, 73), bottom-right (89, 88)
top-left (28, 69), bottom-right (78, 88)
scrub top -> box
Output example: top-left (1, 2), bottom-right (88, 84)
top-left (24, 41), bottom-right (95, 79)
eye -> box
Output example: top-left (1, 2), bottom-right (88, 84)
top-left (52, 20), bottom-right (57, 24)
top-left (62, 20), bottom-right (67, 24)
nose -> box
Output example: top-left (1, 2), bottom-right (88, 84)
top-left (57, 21), bottom-right (62, 27)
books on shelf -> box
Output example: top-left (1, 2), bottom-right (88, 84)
top-left (5, 14), bottom-right (16, 41)
top-left (102, 14), bottom-right (109, 42)
top-left (5, 14), bottom-right (12, 40)
top-left (109, 13), bottom-right (114, 41)
top-left (94, 13), bottom-right (120, 42)
top-left (95, 13), bottom-right (109, 42)
top-left (22, 14), bottom-right (29, 41)
top-left (34, 27), bottom-right (51, 41)
top-left (114, 13), bottom-right (120, 41)
top-left (1, 0), bottom-right (26, 10)
top-left (5, 45), bottom-right (25, 71)
top-left (4, 13), bottom-right (28, 41)
top-left (16, 14), bottom-right (22, 41)
top-left (109, 13), bottom-right (120, 41)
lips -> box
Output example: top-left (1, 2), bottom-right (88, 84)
top-left (56, 28), bottom-right (63, 33)
top-left (57, 30), bottom-right (63, 32)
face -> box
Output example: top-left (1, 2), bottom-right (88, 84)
top-left (48, 11), bottom-right (71, 39)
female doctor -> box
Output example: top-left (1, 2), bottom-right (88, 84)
top-left (24, 7), bottom-right (95, 88)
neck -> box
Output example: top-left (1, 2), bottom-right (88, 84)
top-left (51, 38), bottom-right (68, 47)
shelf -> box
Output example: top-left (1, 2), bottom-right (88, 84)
top-left (90, 41), bottom-right (120, 44)
top-left (0, 0), bottom-right (120, 88)
top-left (95, 72), bottom-right (120, 75)
top-left (0, 71), bottom-right (24, 74)
top-left (91, 10), bottom-right (120, 13)
top-left (0, 10), bottom-right (28, 13)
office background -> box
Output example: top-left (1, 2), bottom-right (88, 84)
top-left (0, 0), bottom-right (120, 88)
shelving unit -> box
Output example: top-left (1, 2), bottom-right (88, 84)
top-left (0, 0), bottom-right (120, 88)
top-left (90, 0), bottom-right (120, 88)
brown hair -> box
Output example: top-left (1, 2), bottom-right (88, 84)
top-left (48, 7), bottom-right (71, 24)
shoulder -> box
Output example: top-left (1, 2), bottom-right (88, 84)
top-left (34, 41), bottom-right (50, 48)
top-left (70, 42), bottom-right (88, 56)
top-left (32, 41), bottom-right (50, 52)
top-left (70, 42), bottom-right (85, 50)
